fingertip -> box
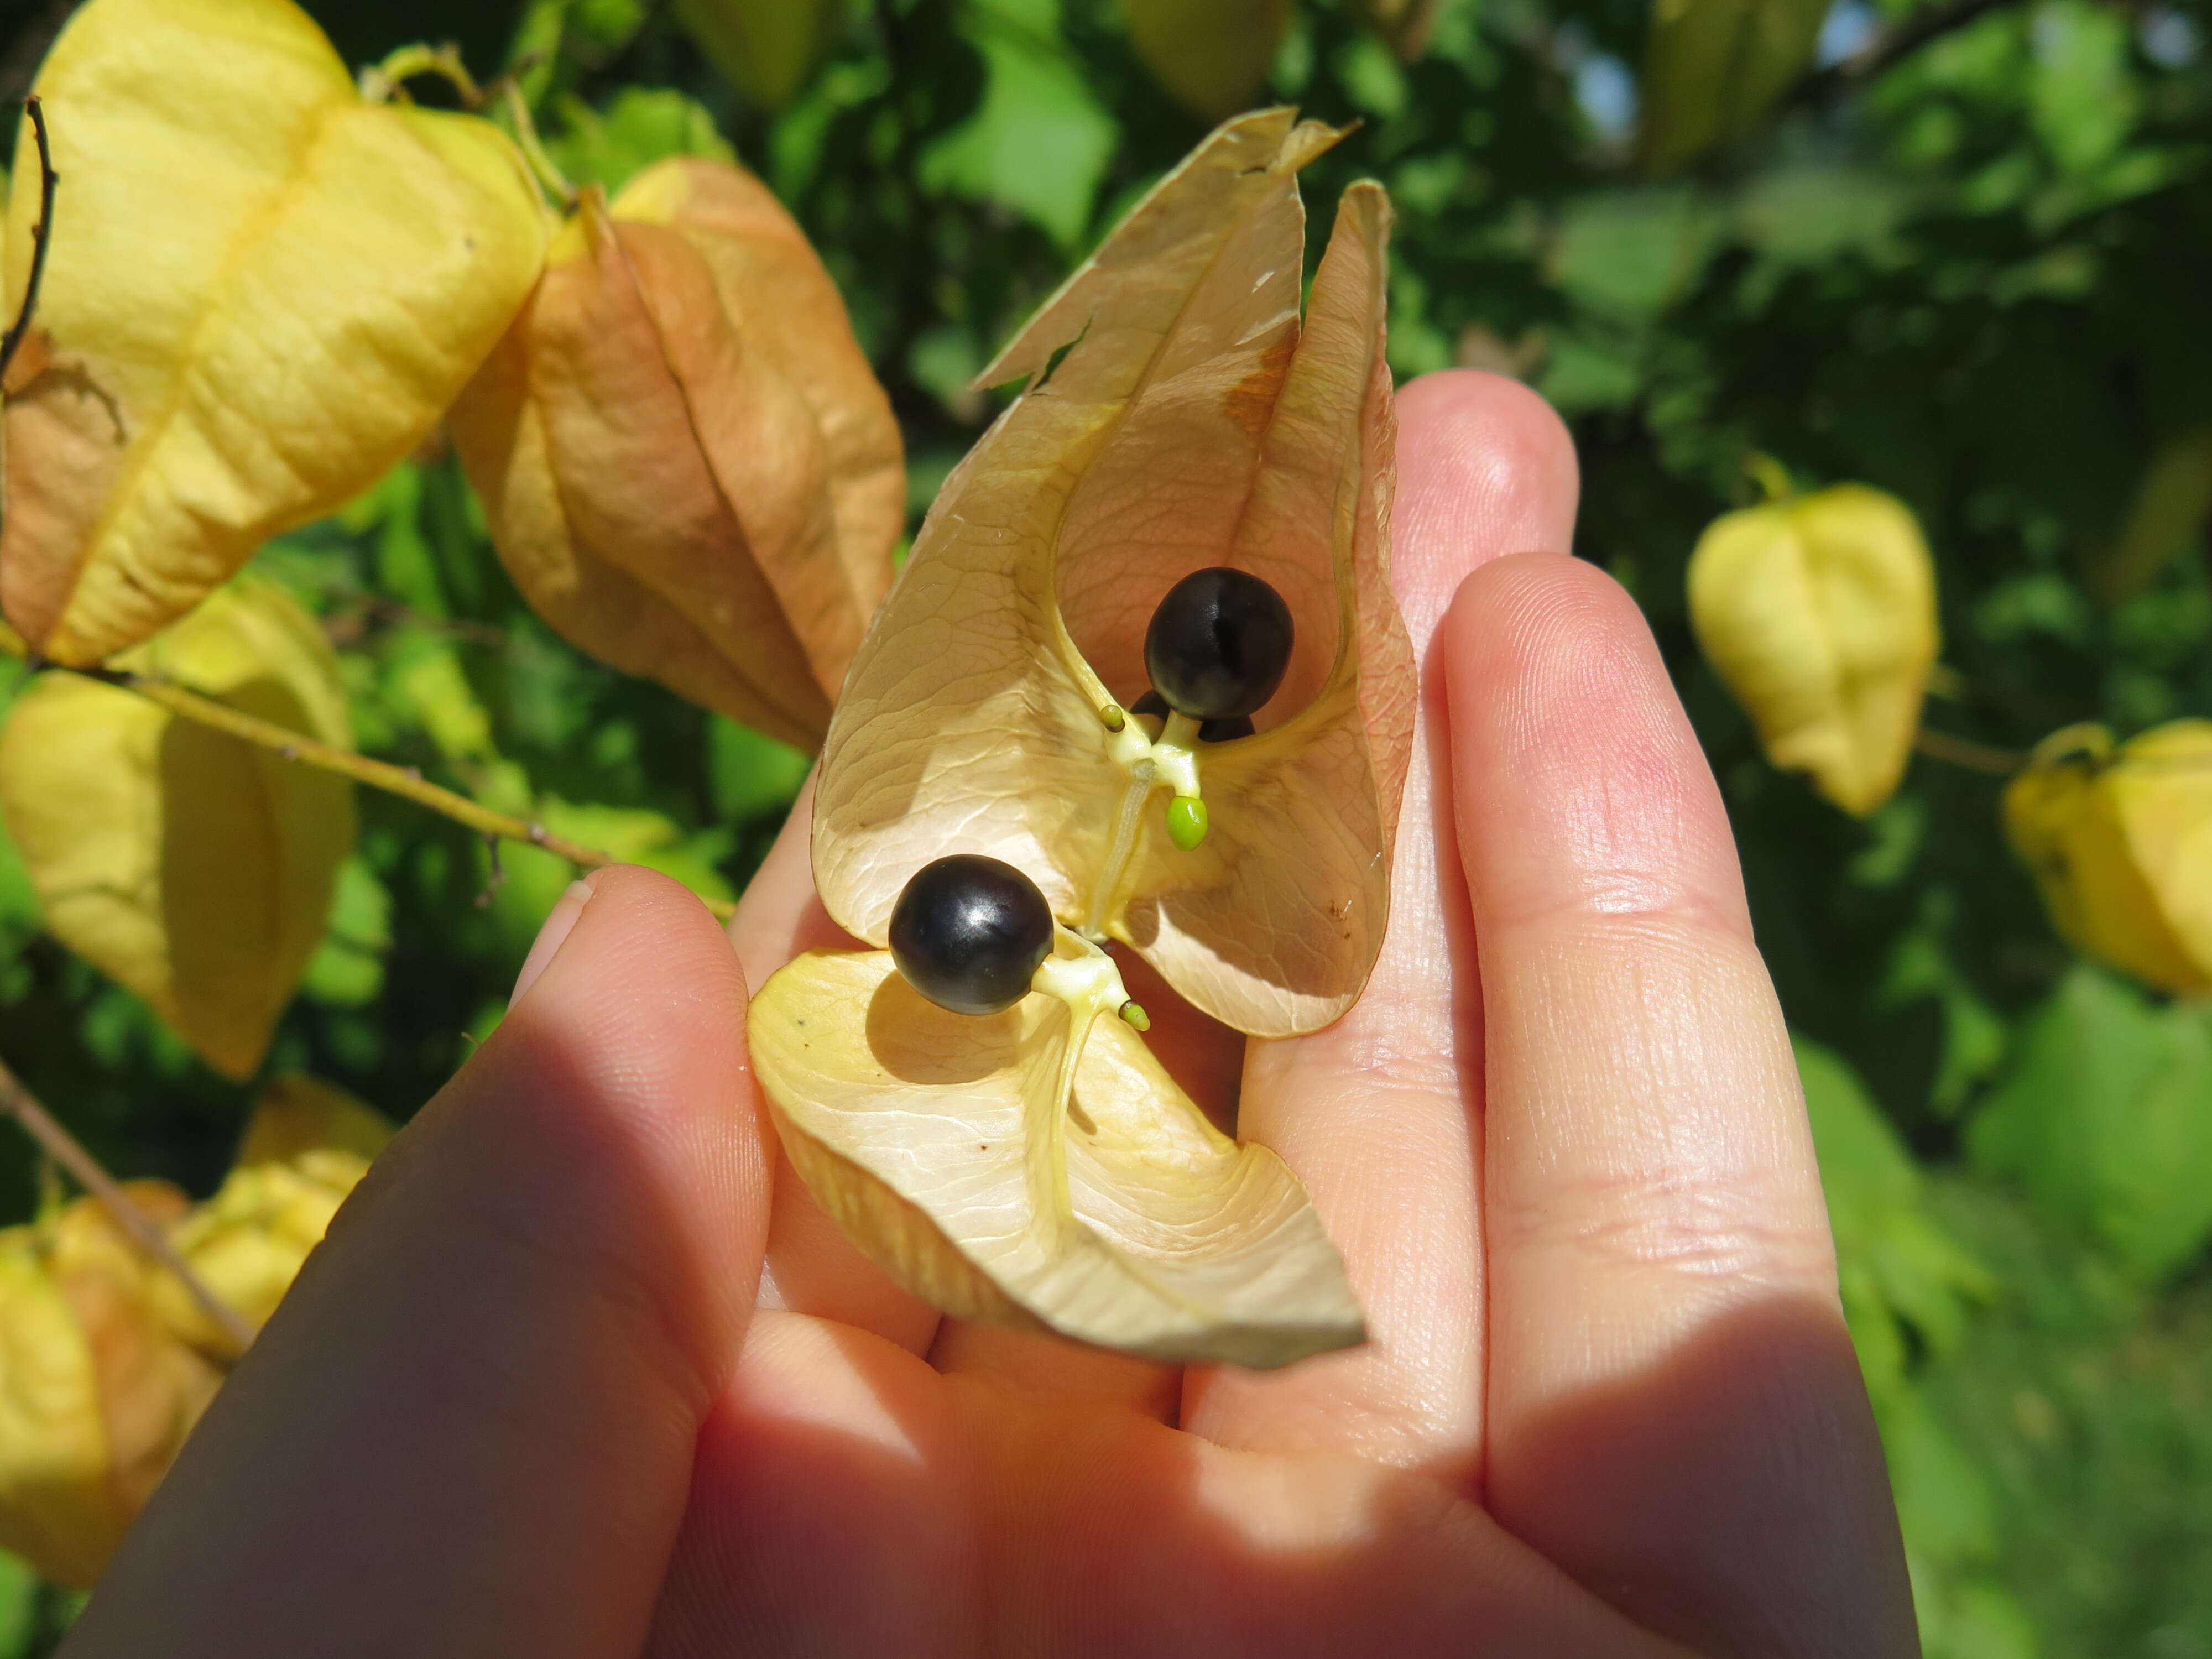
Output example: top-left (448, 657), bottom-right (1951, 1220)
top-left (1393, 371), bottom-right (1580, 638)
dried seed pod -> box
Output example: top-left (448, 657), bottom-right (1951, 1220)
top-left (0, 0), bottom-right (549, 664)
top-left (1688, 483), bottom-right (1939, 817)
top-left (450, 159), bottom-right (901, 748)
top-left (0, 579), bottom-right (355, 1080)
top-left (1120, 0), bottom-right (1293, 121)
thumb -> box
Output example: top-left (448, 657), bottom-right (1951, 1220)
top-left (66, 866), bottom-right (770, 1659)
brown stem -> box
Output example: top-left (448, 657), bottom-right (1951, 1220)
top-left (0, 1056), bottom-right (258, 1354)
top-left (0, 95), bottom-right (57, 390)
top-left (75, 665), bottom-right (737, 922)
top-left (1916, 727), bottom-right (2028, 776)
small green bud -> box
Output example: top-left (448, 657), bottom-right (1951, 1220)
top-left (1166, 796), bottom-right (1208, 851)
top-left (1119, 1000), bottom-right (1151, 1031)
top-left (1100, 703), bottom-right (1127, 732)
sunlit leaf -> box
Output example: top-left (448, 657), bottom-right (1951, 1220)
top-left (0, 0), bottom-right (550, 664)
top-left (816, 111), bottom-right (1413, 1037)
top-left (1687, 483), bottom-right (1939, 817)
top-left (450, 159), bottom-right (902, 749)
top-left (1636, 0), bottom-right (1829, 174)
top-left (751, 949), bottom-right (1362, 1366)
top-left (0, 579), bottom-right (356, 1079)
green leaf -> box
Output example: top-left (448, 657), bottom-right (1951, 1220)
top-left (2027, 0), bottom-right (2136, 176)
top-left (544, 87), bottom-right (736, 197)
top-left (1968, 966), bottom-right (2212, 1282)
top-left (1636, 0), bottom-right (1830, 174)
top-left (707, 718), bottom-right (811, 825)
top-left (1547, 187), bottom-right (1723, 324)
top-left (920, 0), bottom-right (1119, 249)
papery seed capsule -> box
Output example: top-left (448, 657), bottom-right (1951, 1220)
top-left (889, 855), bottom-right (1055, 1016)
top-left (1129, 689), bottom-right (1255, 743)
top-left (1143, 568), bottom-right (1294, 722)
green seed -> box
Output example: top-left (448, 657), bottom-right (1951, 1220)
top-left (1166, 796), bottom-right (1208, 851)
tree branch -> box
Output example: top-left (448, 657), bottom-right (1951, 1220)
top-left (1796, 0), bottom-right (2026, 106)
top-left (0, 1055), bottom-right (257, 1355)
top-left (74, 664), bottom-right (737, 922)
top-left (1916, 726), bottom-right (2028, 776)
top-left (0, 94), bottom-right (56, 390)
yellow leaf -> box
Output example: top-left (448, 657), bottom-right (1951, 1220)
top-left (2005, 721), bottom-right (2212, 995)
top-left (1638, 0), bottom-right (1830, 174)
top-left (0, 578), bottom-right (357, 1079)
top-left (752, 950), bottom-right (1363, 1366)
top-left (451, 160), bottom-right (902, 749)
top-left (813, 112), bottom-right (1414, 1037)
top-left (0, 0), bottom-right (550, 664)
top-left (1120, 0), bottom-right (1293, 121)
top-left (1687, 483), bottom-right (1939, 817)
top-left (673, 0), bottom-right (845, 110)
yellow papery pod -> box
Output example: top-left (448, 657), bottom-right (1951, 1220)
top-left (1687, 483), bottom-right (1939, 817)
top-left (751, 951), bottom-right (1361, 1366)
top-left (814, 111), bottom-right (1415, 1039)
top-left (0, 0), bottom-right (551, 664)
top-left (0, 578), bottom-right (356, 1079)
top-left (0, 1230), bottom-right (119, 1589)
top-left (450, 159), bottom-right (902, 749)
top-left (1637, 0), bottom-right (1831, 174)
top-left (234, 1072), bottom-right (395, 1168)
top-left (674, 0), bottom-right (846, 109)
top-left (1120, 0), bottom-right (1293, 121)
top-left (2005, 722), bottom-right (2212, 995)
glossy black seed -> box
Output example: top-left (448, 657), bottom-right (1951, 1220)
top-left (1130, 688), bottom-right (1254, 743)
top-left (1143, 567), bottom-right (1293, 722)
top-left (889, 854), bottom-right (1055, 1016)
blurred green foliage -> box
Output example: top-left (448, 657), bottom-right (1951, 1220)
top-left (3, 0), bottom-right (2211, 1648)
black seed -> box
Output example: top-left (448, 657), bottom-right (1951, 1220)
top-left (889, 854), bottom-right (1055, 1016)
top-left (1143, 567), bottom-right (1294, 722)
top-left (1129, 687), bottom-right (1257, 743)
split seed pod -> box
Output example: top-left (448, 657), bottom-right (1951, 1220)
top-left (816, 110), bottom-right (1413, 1038)
top-left (2005, 721), bottom-right (2212, 995)
top-left (1687, 483), bottom-right (1939, 817)
top-left (0, 578), bottom-right (356, 1080)
top-left (752, 112), bottom-right (1408, 1368)
top-left (0, 0), bottom-right (550, 664)
top-left (451, 158), bottom-right (903, 749)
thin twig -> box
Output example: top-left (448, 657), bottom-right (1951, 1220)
top-left (0, 1056), bottom-right (257, 1354)
top-left (0, 95), bottom-right (57, 390)
top-left (80, 666), bottom-right (737, 921)
top-left (1916, 726), bottom-right (2028, 776)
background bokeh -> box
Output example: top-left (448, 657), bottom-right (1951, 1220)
top-left (3, 0), bottom-right (2210, 1650)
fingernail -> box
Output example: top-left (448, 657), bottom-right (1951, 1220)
top-left (511, 879), bottom-right (594, 1008)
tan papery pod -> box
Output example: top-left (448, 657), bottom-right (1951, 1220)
top-left (1355, 0), bottom-right (1444, 60)
top-left (751, 951), bottom-right (1362, 1366)
top-left (0, 579), bottom-right (356, 1079)
top-left (1687, 483), bottom-right (1939, 817)
top-left (814, 110), bottom-right (1414, 1040)
top-left (2005, 721), bottom-right (2212, 995)
top-left (0, 0), bottom-right (550, 664)
top-left (451, 159), bottom-right (902, 749)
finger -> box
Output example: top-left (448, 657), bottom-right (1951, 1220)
top-left (67, 867), bottom-right (769, 1659)
top-left (1181, 368), bottom-right (1578, 1477)
top-left (728, 779), bottom-right (942, 1355)
top-left (1443, 555), bottom-right (1914, 1652)
top-left (651, 1312), bottom-right (1698, 1657)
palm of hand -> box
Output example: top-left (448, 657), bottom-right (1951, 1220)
top-left (63, 376), bottom-right (1916, 1659)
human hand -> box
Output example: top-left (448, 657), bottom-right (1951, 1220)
top-left (60, 372), bottom-right (1918, 1658)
